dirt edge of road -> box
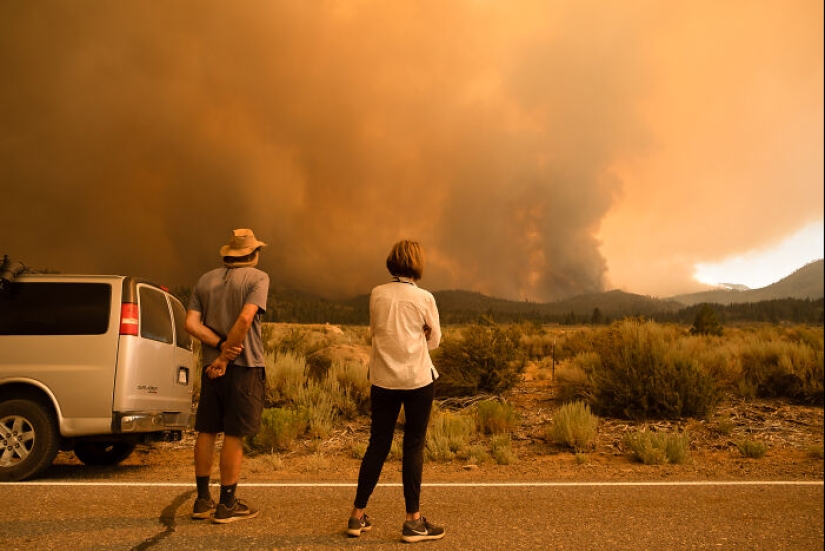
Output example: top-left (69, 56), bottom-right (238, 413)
top-left (44, 378), bottom-right (824, 484)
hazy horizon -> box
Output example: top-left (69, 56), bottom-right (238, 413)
top-left (7, 252), bottom-right (820, 303)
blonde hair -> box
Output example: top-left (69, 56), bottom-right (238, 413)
top-left (386, 240), bottom-right (424, 280)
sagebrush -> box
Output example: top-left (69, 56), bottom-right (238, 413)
top-left (547, 400), bottom-right (599, 453)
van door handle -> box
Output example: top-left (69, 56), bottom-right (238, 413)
top-left (177, 366), bottom-right (190, 385)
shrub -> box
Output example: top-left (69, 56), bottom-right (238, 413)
top-left (294, 379), bottom-right (337, 440)
top-left (433, 323), bottom-right (526, 397)
top-left (547, 400), bottom-right (599, 453)
top-left (737, 439), bottom-right (768, 459)
top-left (739, 335), bottom-right (824, 405)
top-left (426, 407), bottom-right (476, 461)
top-left (624, 430), bottom-right (691, 465)
top-left (252, 407), bottom-right (307, 452)
top-left (588, 319), bottom-right (720, 419)
top-left (263, 347), bottom-right (368, 438)
top-left (710, 416), bottom-right (736, 437)
top-left (737, 377), bottom-right (759, 400)
top-left (555, 352), bottom-right (600, 403)
top-left (265, 351), bottom-right (307, 407)
top-left (678, 334), bottom-right (742, 389)
top-left (302, 451), bottom-right (329, 473)
top-left (555, 327), bottom-right (598, 361)
top-left (533, 362), bottom-right (553, 381)
top-left (260, 323), bottom-right (276, 351)
top-left (476, 400), bottom-right (519, 434)
top-left (273, 327), bottom-right (311, 356)
top-left (517, 324), bottom-right (556, 360)
top-left (351, 442), bottom-right (367, 459)
top-left (625, 434), bottom-right (667, 465)
top-left (490, 434), bottom-right (518, 465)
top-left (329, 359), bottom-right (371, 418)
top-left (459, 444), bottom-right (490, 466)
top-left (261, 453), bottom-right (283, 471)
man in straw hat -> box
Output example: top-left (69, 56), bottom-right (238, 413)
top-left (185, 228), bottom-right (270, 523)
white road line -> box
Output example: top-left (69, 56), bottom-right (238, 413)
top-left (3, 480), bottom-right (822, 487)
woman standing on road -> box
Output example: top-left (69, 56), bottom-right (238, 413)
top-left (346, 240), bottom-right (445, 543)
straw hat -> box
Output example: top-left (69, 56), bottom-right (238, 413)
top-left (219, 228), bottom-right (267, 258)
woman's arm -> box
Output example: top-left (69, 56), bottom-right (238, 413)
top-left (423, 295), bottom-right (441, 350)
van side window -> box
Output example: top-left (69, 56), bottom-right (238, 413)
top-left (139, 287), bottom-right (173, 344)
top-left (170, 298), bottom-right (193, 350)
top-left (0, 282), bottom-right (111, 335)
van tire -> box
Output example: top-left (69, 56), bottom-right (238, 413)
top-left (0, 399), bottom-right (60, 482)
top-left (73, 441), bottom-right (136, 466)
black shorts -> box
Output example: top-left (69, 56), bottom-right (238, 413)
top-left (195, 363), bottom-right (266, 437)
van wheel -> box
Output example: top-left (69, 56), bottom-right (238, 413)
top-left (0, 399), bottom-right (60, 482)
top-left (73, 441), bottom-right (136, 466)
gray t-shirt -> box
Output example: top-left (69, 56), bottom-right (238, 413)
top-left (188, 266), bottom-right (269, 367)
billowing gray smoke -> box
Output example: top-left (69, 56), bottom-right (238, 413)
top-left (0, 2), bottom-right (660, 300)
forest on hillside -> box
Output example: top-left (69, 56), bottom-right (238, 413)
top-left (164, 258), bottom-right (824, 326)
top-left (170, 285), bottom-right (823, 327)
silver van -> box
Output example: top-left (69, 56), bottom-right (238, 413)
top-left (0, 264), bottom-right (194, 481)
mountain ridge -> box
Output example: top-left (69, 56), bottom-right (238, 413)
top-left (261, 259), bottom-right (822, 325)
top-left (420, 258), bottom-right (824, 317)
top-left (668, 259), bottom-right (823, 306)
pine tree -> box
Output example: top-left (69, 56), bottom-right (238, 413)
top-left (690, 303), bottom-right (723, 336)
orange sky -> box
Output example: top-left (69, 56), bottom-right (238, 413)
top-left (1, 1), bottom-right (822, 301)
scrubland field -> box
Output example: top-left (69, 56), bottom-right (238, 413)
top-left (54, 319), bottom-right (825, 481)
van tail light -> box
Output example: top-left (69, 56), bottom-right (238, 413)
top-left (120, 303), bottom-right (139, 335)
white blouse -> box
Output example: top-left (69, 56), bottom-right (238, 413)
top-left (367, 277), bottom-right (441, 390)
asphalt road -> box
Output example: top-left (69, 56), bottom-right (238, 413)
top-left (1, 481), bottom-right (822, 550)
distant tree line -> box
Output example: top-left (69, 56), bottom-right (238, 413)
top-left (437, 298), bottom-right (824, 327)
top-left (652, 298), bottom-right (824, 326)
top-left (170, 286), bottom-right (370, 325)
top-left (263, 290), bottom-right (368, 324)
top-left (170, 285), bottom-right (823, 327)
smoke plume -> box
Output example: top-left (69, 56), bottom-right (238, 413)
top-left (1, 2), bottom-right (821, 301)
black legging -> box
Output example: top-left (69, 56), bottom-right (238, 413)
top-left (354, 383), bottom-right (435, 513)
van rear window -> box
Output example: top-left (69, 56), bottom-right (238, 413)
top-left (0, 282), bottom-right (111, 335)
top-left (139, 286), bottom-right (173, 344)
top-left (170, 297), bottom-right (193, 350)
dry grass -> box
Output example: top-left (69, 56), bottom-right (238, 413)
top-left (171, 323), bottom-right (824, 483)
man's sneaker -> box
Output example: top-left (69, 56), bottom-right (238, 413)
top-left (346, 513), bottom-right (372, 537)
top-left (401, 517), bottom-right (445, 543)
top-left (211, 499), bottom-right (260, 524)
top-left (191, 497), bottom-right (216, 520)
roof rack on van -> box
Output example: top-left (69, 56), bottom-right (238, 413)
top-left (0, 255), bottom-right (28, 295)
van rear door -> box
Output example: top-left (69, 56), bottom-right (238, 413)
top-left (111, 284), bottom-right (192, 431)
top-left (169, 295), bottom-right (194, 417)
